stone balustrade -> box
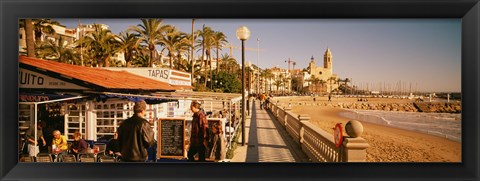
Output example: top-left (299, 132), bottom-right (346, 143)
top-left (266, 101), bottom-right (369, 162)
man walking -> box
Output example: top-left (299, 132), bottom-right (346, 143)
top-left (187, 101), bottom-right (208, 162)
top-left (118, 100), bottom-right (155, 162)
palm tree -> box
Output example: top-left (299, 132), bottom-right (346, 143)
top-left (263, 69), bottom-right (275, 93)
top-left (344, 78), bottom-right (351, 95)
top-left (336, 78), bottom-right (342, 95)
top-left (79, 24), bottom-right (120, 67)
top-left (32, 19), bottom-right (61, 46)
top-left (118, 32), bottom-right (141, 67)
top-left (319, 79), bottom-right (327, 94)
top-left (159, 27), bottom-right (188, 69)
top-left (310, 75), bottom-right (320, 94)
top-left (304, 77), bottom-right (312, 93)
top-left (212, 31), bottom-right (228, 74)
top-left (197, 25), bottom-right (215, 87)
top-left (190, 19), bottom-right (196, 82)
top-left (327, 76), bottom-right (337, 94)
top-left (24, 19), bottom-right (35, 57)
top-left (130, 46), bottom-right (151, 67)
top-left (129, 18), bottom-right (171, 67)
top-left (36, 36), bottom-right (76, 64)
top-left (220, 53), bottom-right (235, 73)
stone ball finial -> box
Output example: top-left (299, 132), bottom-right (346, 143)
top-left (345, 120), bottom-right (364, 138)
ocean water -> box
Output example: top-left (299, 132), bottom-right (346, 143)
top-left (339, 109), bottom-right (462, 142)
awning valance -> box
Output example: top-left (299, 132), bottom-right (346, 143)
top-left (94, 92), bottom-right (178, 104)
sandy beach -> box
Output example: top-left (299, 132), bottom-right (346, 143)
top-left (275, 96), bottom-right (461, 162)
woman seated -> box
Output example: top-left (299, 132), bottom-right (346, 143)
top-left (106, 132), bottom-right (121, 158)
top-left (70, 131), bottom-right (88, 155)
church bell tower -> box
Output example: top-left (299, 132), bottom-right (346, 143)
top-left (324, 48), bottom-right (332, 70)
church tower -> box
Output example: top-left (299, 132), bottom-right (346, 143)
top-left (308, 55), bottom-right (316, 74)
top-left (324, 48), bottom-right (332, 70)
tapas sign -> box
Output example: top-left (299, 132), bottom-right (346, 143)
top-left (334, 123), bottom-right (343, 148)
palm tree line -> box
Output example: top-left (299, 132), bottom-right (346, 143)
top-left (20, 18), bottom-right (242, 92)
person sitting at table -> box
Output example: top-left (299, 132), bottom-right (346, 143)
top-left (106, 132), bottom-right (121, 158)
top-left (70, 131), bottom-right (88, 155)
top-left (51, 130), bottom-right (68, 161)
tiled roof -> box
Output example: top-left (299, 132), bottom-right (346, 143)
top-left (20, 56), bottom-right (176, 91)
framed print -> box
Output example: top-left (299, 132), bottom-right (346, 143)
top-left (1, 0), bottom-right (479, 181)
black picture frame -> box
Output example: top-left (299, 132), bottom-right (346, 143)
top-left (1, 0), bottom-right (479, 180)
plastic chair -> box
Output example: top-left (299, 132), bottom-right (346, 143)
top-left (36, 153), bottom-right (53, 162)
top-left (98, 155), bottom-right (115, 163)
top-left (61, 154), bottom-right (77, 162)
top-left (21, 155), bottom-right (34, 162)
top-left (78, 154), bottom-right (95, 162)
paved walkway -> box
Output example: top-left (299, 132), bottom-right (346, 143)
top-left (231, 100), bottom-right (309, 162)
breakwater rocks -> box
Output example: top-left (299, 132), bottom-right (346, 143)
top-left (291, 102), bottom-right (461, 113)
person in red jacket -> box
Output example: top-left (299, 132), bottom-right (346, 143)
top-left (188, 101), bottom-right (209, 162)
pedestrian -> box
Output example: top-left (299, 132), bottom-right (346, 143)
top-left (118, 100), bottom-right (155, 162)
top-left (209, 123), bottom-right (226, 162)
top-left (328, 94), bottom-right (332, 102)
top-left (24, 121), bottom-right (46, 157)
top-left (188, 101), bottom-right (209, 162)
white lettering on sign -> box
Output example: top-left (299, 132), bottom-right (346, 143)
top-left (19, 68), bottom-right (88, 90)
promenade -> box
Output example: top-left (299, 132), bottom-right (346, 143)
top-left (230, 99), bottom-right (309, 162)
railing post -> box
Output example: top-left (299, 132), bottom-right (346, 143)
top-left (342, 120), bottom-right (370, 162)
top-left (297, 114), bottom-right (310, 144)
top-left (276, 105), bottom-right (281, 119)
top-left (284, 107), bottom-right (292, 127)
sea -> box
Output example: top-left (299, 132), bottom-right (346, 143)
top-left (339, 109), bottom-right (461, 142)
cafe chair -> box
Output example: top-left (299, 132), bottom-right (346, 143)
top-left (21, 155), bottom-right (34, 162)
top-left (36, 153), bottom-right (53, 162)
top-left (61, 154), bottom-right (77, 162)
top-left (78, 154), bottom-right (95, 162)
top-left (98, 155), bottom-right (115, 163)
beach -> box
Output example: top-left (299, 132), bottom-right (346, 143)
top-left (275, 96), bottom-right (461, 162)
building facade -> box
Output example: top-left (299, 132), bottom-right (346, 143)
top-left (305, 48), bottom-right (339, 94)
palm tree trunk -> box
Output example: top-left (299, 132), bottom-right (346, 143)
top-left (125, 52), bottom-right (130, 67)
top-left (216, 46), bottom-right (219, 74)
top-left (104, 56), bottom-right (110, 67)
top-left (149, 44), bottom-right (155, 67)
top-left (191, 19), bottom-right (195, 82)
top-left (25, 19), bottom-right (35, 57)
top-left (169, 51), bottom-right (173, 69)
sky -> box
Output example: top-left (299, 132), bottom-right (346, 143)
top-left (56, 19), bottom-right (461, 92)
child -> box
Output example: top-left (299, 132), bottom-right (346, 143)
top-left (210, 123), bottom-right (226, 162)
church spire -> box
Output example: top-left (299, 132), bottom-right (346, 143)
top-left (324, 48), bottom-right (332, 69)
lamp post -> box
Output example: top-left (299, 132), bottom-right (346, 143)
top-left (246, 61), bottom-right (252, 116)
top-left (257, 38), bottom-right (261, 95)
top-left (236, 26), bottom-right (250, 146)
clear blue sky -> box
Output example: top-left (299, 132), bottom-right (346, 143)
top-left (56, 19), bottom-right (461, 92)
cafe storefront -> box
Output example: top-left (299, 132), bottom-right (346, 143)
top-left (19, 56), bottom-right (179, 156)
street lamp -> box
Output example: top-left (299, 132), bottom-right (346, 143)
top-left (236, 26), bottom-right (250, 146)
top-left (257, 38), bottom-right (260, 94)
top-left (246, 61), bottom-right (252, 116)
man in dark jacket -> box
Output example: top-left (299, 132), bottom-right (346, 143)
top-left (118, 100), bottom-right (155, 162)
